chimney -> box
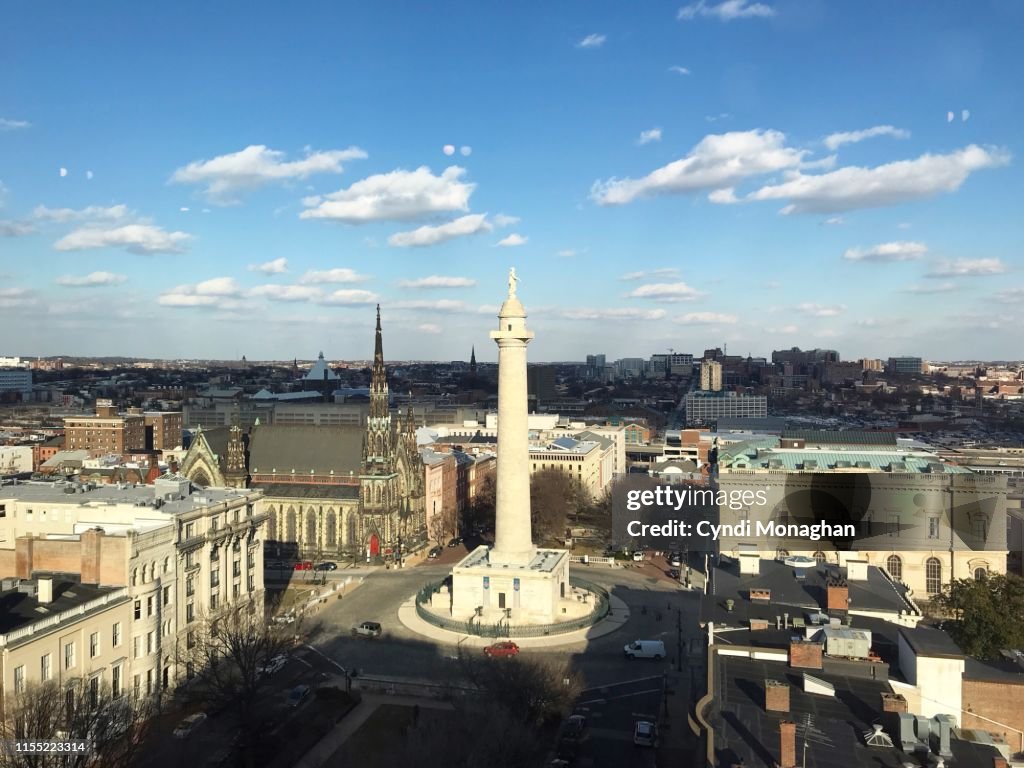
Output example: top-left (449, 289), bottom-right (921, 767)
top-left (826, 577), bottom-right (849, 613)
top-left (765, 679), bottom-right (790, 712)
top-left (779, 720), bottom-right (797, 768)
top-left (880, 692), bottom-right (908, 713)
top-left (789, 639), bottom-right (823, 670)
top-left (15, 536), bottom-right (35, 579)
top-left (993, 758), bottom-right (1008, 768)
top-left (37, 575), bottom-right (53, 604)
top-left (80, 528), bottom-right (104, 585)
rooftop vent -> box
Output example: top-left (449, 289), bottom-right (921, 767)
top-left (803, 460), bottom-right (818, 470)
top-left (864, 724), bottom-right (895, 748)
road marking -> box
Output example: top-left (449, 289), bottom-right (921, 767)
top-left (305, 643), bottom-right (347, 673)
top-left (579, 688), bottom-right (662, 706)
top-left (579, 675), bottom-right (664, 693)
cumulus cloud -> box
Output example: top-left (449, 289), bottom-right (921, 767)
top-left (249, 284), bottom-right (323, 302)
top-left (398, 276), bottom-right (477, 289)
top-left (926, 258), bottom-right (1007, 277)
top-left (842, 241), bottom-right (927, 262)
top-left (0, 118), bottom-right (30, 130)
top-left (668, 65), bottom-right (691, 75)
top-left (678, 0), bottom-right (775, 21)
top-left (796, 302), bottom-right (845, 317)
top-left (674, 312), bottom-right (738, 324)
top-left (824, 216), bottom-right (844, 225)
top-left (300, 166), bottom-right (474, 223)
top-left (59, 168), bottom-right (68, 178)
top-left (591, 129), bottom-right (805, 206)
top-left (621, 268), bottom-right (680, 281)
top-left (577, 33), bottom-right (607, 48)
top-left (159, 277), bottom-right (241, 307)
top-left (318, 289), bottom-right (379, 305)
top-left (170, 144), bottom-right (367, 203)
top-left (32, 204), bottom-right (131, 223)
top-left (557, 249), bottom-right (580, 258)
top-left (627, 282), bottom-right (704, 301)
top-left (391, 299), bottom-right (469, 312)
top-left (55, 271), bottom-right (128, 287)
top-left (388, 213), bottom-right (492, 247)
top-left (496, 233), bottom-right (527, 247)
top-left (637, 128), bottom-right (662, 146)
top-left (747, 145), bottom-right (1010, 214)
top-left (561, 308), bottom-right (668, 321)
top-left (708, 187), bottom-right (739, 204)
top-left (54, 224), bottom-right (191, 254)
top-left (0, 220), bottom-right (34, 237)
top-left (298, 268), bottom-right (367, 284)
top-left (418, 323), bottom-right (442, 334)
top-left (442, 145), bottom-right (455, 156)
top-left (0, 287), bottom-right (38, 309)
top-left (249, 257), bottom-right (288, 274)
top-left (902, 282), bottom-right (957, 294)
top-left (823, 125), bottom-right (910, 151)
top-left (493, 213), bottom-right (520, 227)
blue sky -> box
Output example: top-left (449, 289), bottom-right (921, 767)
top-left (2, 0), bottom-right (1022, 362)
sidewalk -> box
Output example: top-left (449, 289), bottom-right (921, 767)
top-left (292, 693), bottom-right (455, 768)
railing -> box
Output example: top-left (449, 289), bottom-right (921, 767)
top-left (415, 577), bottom-right (611, 638)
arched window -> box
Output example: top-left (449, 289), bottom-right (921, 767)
top-left (305, 510), bottom-right (317, 548)
top-left (886, 555), bottom-right (903, 582)
top-left (267, 512), bottom-right (277, 541)
top-left (925, 557), bottom-right (942, 595)
top-left (286, 508), bottom-right (297, 542)
top-left (974, 567), bottom-right (987, 581)
top-left (131, 568), bottom-right (138, 586)
top-left (813, 551), bottom-right (826, 565)
top-left (163, 557), bottom-right (171, 574)
top-left (325, 510), bottom-right (337, 549)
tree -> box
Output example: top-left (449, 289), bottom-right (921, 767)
top-left (429, 503), bottom-right (458, 546)
top-left (530, 468), bottom-right (586, 545)
top-left (0, 679), bottom-right (154, 768)
top-left (464, 474), bottom-right (496, 534)
top-left (931, 572), bottom-right (1024, 659)
top-left (175, 602), bottom-right (306, 768)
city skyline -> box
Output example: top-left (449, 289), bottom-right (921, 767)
top-left (2, 2), bottom-right (1023, 361)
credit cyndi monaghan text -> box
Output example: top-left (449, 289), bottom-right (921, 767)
top-left (625, 520), bottom-right (858, 542)
top-left (625, 486), bottom-right (770, 512)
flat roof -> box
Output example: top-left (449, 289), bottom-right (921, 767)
top-left (899, 626), bottom-right (965, 659)
top-left (0, 479), bottom-right (260, 516)
top-left (0, 576), bottom-right (126, 637)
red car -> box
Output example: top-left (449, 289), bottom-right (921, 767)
top-left (483, 641), bottom-right (520, 658)
top-left (293, 561), bottom-right (313, 571)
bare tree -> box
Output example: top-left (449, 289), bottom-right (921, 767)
top-left (0, 679), bottom-right (154, 768)
top-left (175, 603), bottom-right (304, 768)
top-left (428, 503), bottom-right (458, 546)
top-left (463, 474), bottom-right (496, 535)
top-left (530, 468), bottom-right (586, 545)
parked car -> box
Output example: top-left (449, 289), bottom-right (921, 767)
top-left (483, 641), bottom-right (520, 658)
top-left (624, 640), bottom-right (666, 659)
top-left (668, 568), bottom-right (681, 580)
top-left (557, 713), bottom-right (589, 757)
top-left (632, 550), bottom-right (645, 562)
top-left (315, 561), bottom-right (338, 571)
top-left (272, 613), bottom-right (296, 625)
top-left (173, 712), bottom-right (207, 739)
top-left (668, 552), bottom-right (682, 567)
top-left (266, 560), bottom-right (285, 569)
top-left (293, 561), bottom-right (313, 571)
top-left (257, 654), bottom-right (288, 678)
top-left (287, 684), bottom-right (311, 708)
top-left (633, 719), bottom-right (658, 747)
top-left (447, 537), bottom-right (463, 547)
top-left (428, 547), bottom-right (443, 559)
top-left (352, 621), bottom-right (383, 638)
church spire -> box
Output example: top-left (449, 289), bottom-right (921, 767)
top-left (364, 304), bottom-right (394, 471)
top-left (470, 345), bottom-right (477, 373)
top-left (370, 304), bottom-right (389, 420)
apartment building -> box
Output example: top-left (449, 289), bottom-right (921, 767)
top-left (144, 411), bottom-right (183, 451)
top-left (63, 400), bottom-right (146, 457)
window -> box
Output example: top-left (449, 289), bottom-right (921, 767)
top-left (813, 551), bottom-right (826, 565)
top-left (186, 603), bottom-right (194, 623)
top-left (928, 517), bottom-right (940, 539)
top-left (133, 675), bottom-right (141, 699)
top-left (211, 547), bottom-right (220, 562)
top-left (974, 516), bottom-right (988, 541)
top-left (234, 508), bottom-right (240, 523)
top-left (64, 641), bottom-right (76, 670)
top-left (886, 555), bottom-right (903, 582)
top-left (113, 622), bottom-right (122, 647)
top-left (233, 583), bottom-right (239, 599)
top-left (14, 665), bottom-right (25, 694)
top-left (186, 577), bottom-right (195, 597)
top-left (974, 567), bottom-right (987, 581)
top-left (211, 516), bottom-right (219, 532)
top-left (66, 687), bottom-right (75, 717)
top-left (185, 551), bottom-right (195, 569)
top-left (147, 595), bottom-right (154, 617)
top-left (233, 560), bottom-right (241, 577)
top-left (248, 575), bottom-right (255, 592)
top-left (926, 557), bottom-right (942, 595)
top-left (185, 522), bottom-right (195, 539)
top-left (211, 570), bottom-right (220, 588)
top-left (163, 585), bottom-right (171, 606)
top-left (89, 676), bottom-right (100, 708)
top-left (187, 631), bottom-right (196, 649)
top-left (134, 636), bottom-right (141, 659)
top-left (146, 631), bottom-right (154, 655)
top-left (888, 514), bottom-right (900, 537)
top-left (134, 600), bottom-right (141, 620)
top-left (41, 653), bottom-right (51, 682)
top-left (90, 631), bottom-right (100, 658)
top-left (210, 593), bottom-right (218, 610)
top-left (112, 665), bottom-right (122, 698)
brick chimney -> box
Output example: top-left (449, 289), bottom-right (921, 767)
top-left (880, 692), bottom-right (908, 713)
top-left (789, 639), bottom-right (823, 670)
top-left (826, 577), bottom-right (849, 612)
top-left (80, 528), bottom-right (103, 585)
top-left (765, 679), bottom-right (790, 712)
top-left (993, 758), bottom-right (1008, 768)
top-left (779, 720), bottom-right (797, 768)
top-left (15, 536), bottom-right (35, 579)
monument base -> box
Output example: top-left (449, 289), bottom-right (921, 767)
top-left (449, 545), bottom-right (572, 625)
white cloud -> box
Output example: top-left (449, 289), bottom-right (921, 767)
top-left (627, 282), bottom-right (704, 301)
top-left (493, 214), bottom-right (520, 227)
top-left (562, 308), bottom-right (668, 321)
top-left (391, 299), bottom-right (468, 312)
top-left (195, 277), bottom-right (241, 296)
top-left (318, 289), bottom-right (379, 305)
top-left (708, 187), bottom-right (739, 204)
top-left (460, 146), bottom-right (472, 157)
top-left (56, 271), bottom-right (128, 287)
top-left (842, 241), bottom-right (927, 262)
top-left (747, 145), bottom-right (1010, 214)
top-left (32, 204), bottom-right (131, 223)
top-left (86, 170), bottom-right (94, 180)
top-left (591, 129), bottom-right (805, 206)
top-left (159, 277), bottom-right (241, 308)
top-left (0, 287), bottom-right (37, 309)
top-left (824, 216), bottom-right (844, 225)
top-left (947, 111), bottom-right (955, 123)
top-left (249, 257), bottom-right (288, 274)
top-left (577, 33), bottom-right (607, 48)
top-left (443, 145), bottom-right (455, 156)
top-left (767, 324), bottom-right (798, 334)
top-left (678, 0), bottom-right (775, 21)
top-left (54, 224), bottom-right (191, 254)
top-left (674, 312), bottom-right (738, 324)
top-left (180, 207), bottom-right (190, 212)
top-left (496, 233), bottom-right (527, 247)
top-left (418, 323), bottom-right (442, 334)
top-left (638, 128), bottom-right (662, 146)
top-left (823, 125), bottom-right (910, 151)
top-left (249, 284), bottom-right (323, 302)
top-left (796, 302), bottom-right (845, 317)
top-left (926, 258), bottom-right (1007, 277)
top-left (388, 213), bottom-right (492, 247)
top-left (0, 220), bottom-right (34, 237)
top-left (0, 118), bottom-right (30, 130)
top-left (668, 65), bottom-right (691, 75)
top-left (298, 268), bottom-right (367, 284)
top-left (621, 268), bottom-right (680, 281)
top-left (170, 144), bottom-right (367, 203)
top-left (557, 249), bottom-right (579, 258)
top-left (398, 276), bottom-right (477, 289)
top-left (300, 166), bottom-right (474, 223)
top-left (902, 282), bottom-right (957, 294)
top-left (962, 109), bottom-right (970, 122)
top-left (59, 167), bottom-right (68, 178)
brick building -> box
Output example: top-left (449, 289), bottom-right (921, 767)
top-left (63, 400), bottom-right (145, 457)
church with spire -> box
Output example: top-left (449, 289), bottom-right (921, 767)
top-left (179, 305), bottom-right (426, 561)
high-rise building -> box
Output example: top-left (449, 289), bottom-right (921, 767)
top-left (700, 360), bottom-right (723, 392)
top-left (888, 357), bottom-right (924, 375)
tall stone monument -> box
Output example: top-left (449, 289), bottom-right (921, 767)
top-left (450, 269), bottom-right (571, 624)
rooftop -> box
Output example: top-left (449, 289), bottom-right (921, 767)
top-left (0, 575), bottom-right (128, 640)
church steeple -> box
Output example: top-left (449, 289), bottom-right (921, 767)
top-left (470, 345), bottom-right (477, 373)
top-left (370, 304), bottom-right (389, 420)
top-left (364, 304), bottom-right (394, 472)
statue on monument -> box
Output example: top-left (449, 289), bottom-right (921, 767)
top-left (508, 267), bottom-right (519, 298)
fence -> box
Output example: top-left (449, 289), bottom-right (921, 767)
top-left (415, 576), bottom-right (611, 638)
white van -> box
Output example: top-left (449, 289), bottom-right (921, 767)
top-left (623, 640), bottom-right (666, 659)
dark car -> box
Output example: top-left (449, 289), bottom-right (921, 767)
top-left (315, 561), bottom-right (338, 571)
top-left (287, 684), bottom-right (311, 708)
top-left (447, 537), bottom-right (463, 547)
top-left (557, 714), bottom-right (589, 757)
top-left (428, 546), bottom-right (443, 559)
top-left (668, 568), bottom-right (681, 580)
